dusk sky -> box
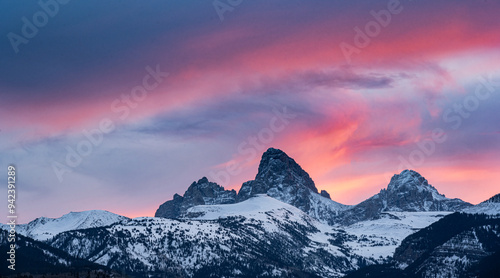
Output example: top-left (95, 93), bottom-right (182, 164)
top-left (1, 0), bottom-right (499, 223)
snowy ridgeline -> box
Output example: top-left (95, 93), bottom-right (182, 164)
top-left (1, 210), bottom-right (129, 241)
top-left (461, 201), bottom-right (500, 216)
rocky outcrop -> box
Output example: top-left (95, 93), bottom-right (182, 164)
top-left (320, 190), bottom-right (331, 200)
top-left (155, 177), bottom-right (236, 218)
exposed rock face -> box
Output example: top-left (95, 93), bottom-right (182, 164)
top-left (154, 177), bottom-right (236, 218)
top-left (238, 148), bottom-right (348, 222)
top-left (320, 190), bottom-right (331, 200)
top-left (382, 169), bottom-right (470, 211)
top-left (237, 148), bottom-right (317, 207)
top-left (238, 148), bottom-right (317, 197)
top-left (337, 170), bottom-right (472, 225)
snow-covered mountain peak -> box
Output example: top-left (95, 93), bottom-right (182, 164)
top-left (386, 170), bottom-right (442, 197)
top-left (60, 210), bottom-right (127, 224)
top-left (3, 210), bottom-right (128, 241)
top-left (336, 170), bottom-right (472, 225)
top-left (64, 209), bottom-right (111, 217)
top-left (382, 170), bottom-right (470, 209)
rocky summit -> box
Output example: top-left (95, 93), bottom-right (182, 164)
top-left (237, 148), bottom-right (348, 222)
top-left (238, 147), bottom-right (318, 198)
top-left (337, 169), bottom-right (473, 225)
top-left (383, 169), bottom-right (471, 212)
top-left (155, 177), bottom-right (236, 218)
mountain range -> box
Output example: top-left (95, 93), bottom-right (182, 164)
top-left (155, 148), bottom-right (472, 226)
top-left (1, 147), bottom-right (498, 277)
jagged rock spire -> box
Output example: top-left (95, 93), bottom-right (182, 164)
top-left (252, 147), bottom-right (318, 193)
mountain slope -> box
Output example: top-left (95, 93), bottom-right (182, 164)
top-left (0, 229), bottom-right (111, 276)
top-left (462, 192), bottom-right (500, 215)
top-left (342, 211), bottom-right (452, 262)
top-left (1, 210), bottom-right (128, 241)
top-left (345, 213), bottom-right (500, 277)
top-left (395, 213), bottom-right (500, 277)
top-left (337, 170), bottom-right (472, 225)
top-left (50, 195), bottom-right (373, 277)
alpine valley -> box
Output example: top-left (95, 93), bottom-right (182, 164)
top-left (1, 148), bottom-right (499, 277)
